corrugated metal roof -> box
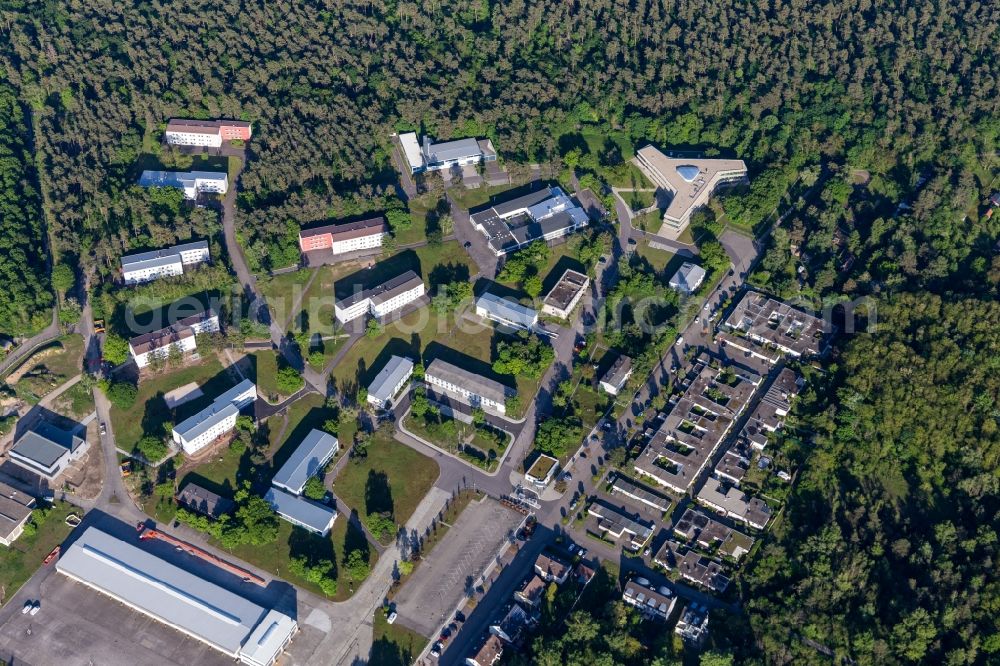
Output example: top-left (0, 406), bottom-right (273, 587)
top-left (56, 527), bottom-right (295, 659)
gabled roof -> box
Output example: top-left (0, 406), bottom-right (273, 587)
top-left (129, 309), bottom-right (217, 355)
top-left (265, 487), bottom-right (337, 535)
top-left (476, 292), bottom-right (537, 329)
top-left (299, 216), bottom-right (388, 241)
top-left (121, 241), bottom-right (209, 271)
top-left (368, 356), bottom-right (414, 403)
top-left (425, 358), bottom-right (515, 404)
top-left (270, 429), bottom-right (339, 495)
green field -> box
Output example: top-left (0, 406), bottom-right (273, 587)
top-left (0, 502), bottom-right (77, 606)
top-left (372, 608), bottom-right (430, 665)
top-left (623, 188), bottom-right (656, 211)
top-left (109, 356), bottom-right (231, 451)
top-left (447, 182), bottom-right (518, 211)
top-left (332, 431), bottom-right (439, 542)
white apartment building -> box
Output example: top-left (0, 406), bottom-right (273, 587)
top-left (121, 240), bottom-right (210, 285)
top-left (139, 170), bottom-right (228, 200)
top-left (634, 146), bottom-right (748, 236)
top-left (164, 119), bottom-right (252, 147)
top-left (171, 380), bottom-right (257, 455)
top-left (129, 309), bottom-right (220, 368)
top-left (424, 358), bottom-right (514, 416)
top-left (333, 271), bottom-right (425, 324)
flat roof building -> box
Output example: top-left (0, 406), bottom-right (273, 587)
top-left (673, 507), bottom-right (755, 560)
top-left (139, 170), bottom-right (228, 200)
top-left (298, 216), bottom-right (389, 255)
top-left (470, 186), bottom-right (589, 256)
top-left (9, 422), bottom-right (88, 482)
top-left (56, 527), bottom-right (296, 666)
top-left (610, 474), bottom-right (672, 513)
top-left (633, 356), bottom-right (761, 494)
top-left (176, 482), bottom-right (236, 520)
top-left (367, 355), bottom-right (414, 409)
top-left (121, 240), bottom-right (210, 285)
top-left (599, 354), bottom-right (633, 395)
top-left (541, 269), bottom-right (589, 319)
top-left (475, 292), bottom-right (538, 331)
top-left (635, 146), bottom-right (748, 237)
top-left (721, 291), bottom-right (830, 360)
top-left (669, 262), bottom-right (707, 295)
top-left (675, 603), bottom-right (711, 644)
top-left (424, 358), bottom-right (515, 416)
top-left (334, 270), bottom-right (425, 324)
top-left (587, 500), bottom-right (654, 551)
top-left (271, 430), bottom-right (339, 496)
top-left (264, 487), bottom-right (337, 536)
top-left (171, 379), bottom-right (256, 455)
top-left (129, 308), bottom-right (220, 369)
top-left (399, 132), bottom-right (497, 175)
top-left (0, 481), bottom-right (35, 546)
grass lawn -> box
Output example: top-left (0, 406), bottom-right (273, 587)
top-left (631, 209), bottom-right (663, 234)
top-left (51, 381), bottom-right (95, 421)
top-left (623, 189), bottom-right (656, 211)
top-left (110, 356), bottom-right (231, 452)
top-left (573, 383), bottom-right (611, 430)
top-left (372, 608), bottom-right (430, 664)
top-left (218, 512), bottom-right (376, 602)
top-left (402, 412), bottom-right (507, 472)
top-left (448, 183), bottom-right (518, 211)
top-left (332, 430), bottom-right (439, 541)
top-left (602, 161), bottom-right (652, 189)
top-left (0, 501), bottom-right (77, 606)
top-left (247, 350), bottom-right (303, 403)
top-left (581, 129), bottom-right (636, 164)
top-left (259, 268), bottom-right (314, 329)
top-left (635, 240), bottom-right (676, 273)
top-left (181, 443), bottom-right (245, 494)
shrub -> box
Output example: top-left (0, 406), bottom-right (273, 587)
top-left (136, 435), bottom-right (168, 462)
top-left (303, 475), bottom-right (327, 501)
top-left (275, 365), bottom-right (304, 395)
top-left (106, 381), bottom-right (137, 408)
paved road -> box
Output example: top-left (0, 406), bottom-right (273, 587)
top-left (0, 309), bottom-right (60, 376)
top-left (447, 194), bottom-right (496, 279)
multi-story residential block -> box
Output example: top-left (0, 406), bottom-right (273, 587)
top-left (334, 271), bottom-right (425, 324)
top-left (697, 477), bottom-right (772, 530)
top-left (399, 132), bottom-right (497, 174)
top-left (721, 291), bottom-right (830, 360)
top-left (622, 579), bottom-right (677, 620)
top-left (599, 354), bottom-right (633, 395)
top-left (610, 474), bottom-right (672, 513)
top-left (475, 292), bottom-right (538, 331)
top-left (367, 356), bottom-right (414, 409)
top-left (541, 269), bottom-right (589, 319)
top-left (632, 356), bottom-right (761, 494)
top-left (164, 119), bottom-right (252, 147)
top-left (470, 186), bottom-right (589, 256)
top-left (533, 552), bottom-right (572, 585)
top-left (587, 500), bottom-right (654, 551)
top-left (121, 240), bottom-right (210, 285)
top-left (270, 430), bottom-right (339, 496)
top-left (128, 308), bottom-right (220, 368)
top-left (672, 507), bottom-right (755, 560)
top-left (635, 146), bottom-right (748, 237)
top-left (139, 170), bottom-right (228, 200)
top-left (424, 358), bottom-right (516, 416)
top-left (171, 380), bottom-right (257, 455)
top-left (298, 217), bottom-right (389, 255)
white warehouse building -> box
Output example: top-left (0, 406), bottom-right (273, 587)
top-left (56, 527), bottom-right (297, 666)
top-left (171, 379), bottom-right (257, 455)
top-left (120, 240), bottom-right (210, 285)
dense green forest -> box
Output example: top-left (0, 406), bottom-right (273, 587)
top-left (1, 0), bottom-right (1000, 663)
top-left (3, 0), bottom-right (997, 275)
top-left (0, 81), bottom-right (52, 335)
top-left (744, 295), bottom-right (1000, 664)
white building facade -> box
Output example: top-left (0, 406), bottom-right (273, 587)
top-left (129, 311), bottom-right (220, 368)
top-left (121, 241), bottom-right (210, 285)
top-left (171, 380), bottom-right (257, 455)
top-left (138, 170), bottom-right (229, 200)
top-left (334, 272), bottom-right (425, 324)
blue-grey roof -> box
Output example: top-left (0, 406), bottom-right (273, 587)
top-left (173, 379), bottom-right (255, 443)
top-left (271, 429), bottom-right (339, 495)
top-left (670, 262), bottom-right (707, 293)
top-left (11, 423), bottom-right (83, 470)
top-left (368, 356), bottom-right (414, 404)
top-left (265, 488), bottom-right (338, 535)
top-left (122, 241), bottom-right (209, 271)
top-left (476, 292), bottom-right (537, 329)
top-left (425, 137), bottom-right (482, 164)
top-left (676, 165), bottom-right (701, 182)
top-left (56, 527), bottom-right (296, 658)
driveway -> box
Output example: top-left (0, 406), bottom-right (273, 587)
top-left (447, 194), bottom-right (497, 279)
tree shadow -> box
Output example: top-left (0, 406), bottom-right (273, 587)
top-left (364, 470), bottom-right (395, 516)
top-left (345, 509), bottom-right (372, 561)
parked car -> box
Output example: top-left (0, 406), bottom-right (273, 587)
top-left (386, 611), bottom-right (398, 624)
top-left (99, 422), bottom-right (107, 435)
top-left (29, 601), bottom-right (40, 616)
top-left (21, 601), bottom-right (31, 614)
top-left (430, 643), bottom-right (442, 657)
top-left (675, 336), bottom-right (684, 346)
top-left (464, 241), bottom-right (472, 248)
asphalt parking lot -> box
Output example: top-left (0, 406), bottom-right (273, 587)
top-left (392, 497), bottom-right (523, 638)
top-left (0, 572), bottom-right (234, 666)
